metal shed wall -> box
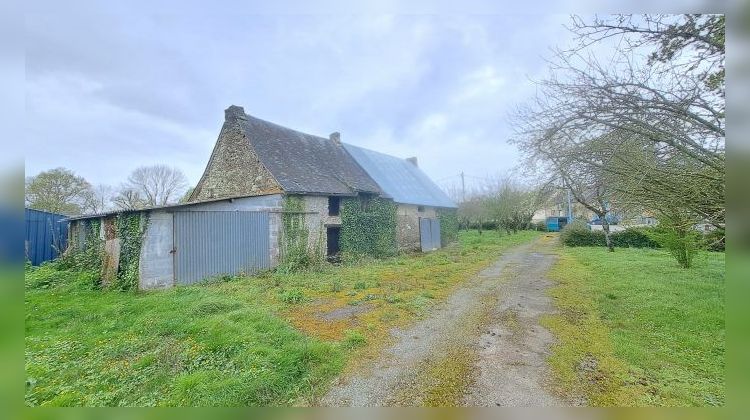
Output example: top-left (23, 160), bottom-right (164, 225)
top-left (173, 211), bottom-right (270, 285)
top-left (24, 208), bottom-right (69, 265)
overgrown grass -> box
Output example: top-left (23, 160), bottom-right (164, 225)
top-left (25, 230), bottom-right (541, 406)
top-left (542, 245), bottom-right (725, 406)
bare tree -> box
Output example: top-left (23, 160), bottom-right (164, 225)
top-left (484, 177), bottom-right (551, 234)
top-left (512, 14), bottom-right (725, 241)
top-left (124, 165), bottom-right (188, 207)
top-left (112, 187), bottom-right (146, 210)
top-left (458, 195), bottom-right (490, 234)
top-left (81, 184), bottom-right (116, 214)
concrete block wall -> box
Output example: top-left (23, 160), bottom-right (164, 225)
top-left (139, 211), bottom-right (174, 289)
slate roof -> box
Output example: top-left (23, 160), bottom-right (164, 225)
top-left (343, 143), bottom-right (457, 208)
top-left (235, 110), bottom-right (381, 196)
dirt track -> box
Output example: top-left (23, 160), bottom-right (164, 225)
top-left (320, 235), bottom-right (566, 407)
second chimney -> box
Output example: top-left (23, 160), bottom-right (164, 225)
top-left (330, 132), bottom-right (341, 145)
top-left (406, 157), bottom-right (418, 167)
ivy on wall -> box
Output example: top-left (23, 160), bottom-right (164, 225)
top-left (340, 196), bottom-right (397, 258)
top-left (437, 208), bottom-right (459, 247)
top-left (59, 219), bottom-right (104, 282)
top-left (113, 213), bottom-right (148, 291)
top-left (279, 195), bottom-right (322, 272)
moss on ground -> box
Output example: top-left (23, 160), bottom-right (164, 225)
top-left (25, 230), bottom-right (541, 406)
top-left (543, 244), bottom-right (725, 406)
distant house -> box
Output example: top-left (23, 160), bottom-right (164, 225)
top-left (66, 105), bottom-right (455, 289)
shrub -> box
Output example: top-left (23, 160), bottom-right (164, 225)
top-left (648, 218), bottom-right (701, 268)
top-left (561, 222), bottom-right (661, 249)
top-left (560, 221), bottom-right (606, 247)
top-left (610, 227), bottom-right (660, 248)
top-left (437, 208), bottom-right (459, 246)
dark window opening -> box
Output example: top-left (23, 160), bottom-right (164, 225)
top-left (359, 193), bottom-right (373, 211)
top-left (328, 196), bottom-right (341, 216)
top-left (417, 205), bottom-right (425, 212)
top-left (327, 226), bottom-right (341, 257)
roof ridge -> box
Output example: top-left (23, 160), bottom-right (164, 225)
top-left (243, 113), bottom-right (331, 143)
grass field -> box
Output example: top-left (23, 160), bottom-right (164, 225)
top-left (542, 245), bottom-right (725, 406)
top-left (25, 229), bottom-right (539, 406)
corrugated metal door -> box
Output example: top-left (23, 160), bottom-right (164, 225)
top-left (419, 217), bottom-right (441, 252)
top-left (173, 211), bottom-right (269, 285)
top-left (430, 218), bottom-right (441, 250)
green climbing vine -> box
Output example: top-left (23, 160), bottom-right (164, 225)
top-left (340, 196), bottom-right (397, 258)
top-left (279, 195), bottom-right (322, 272)
top-left (58, 219), bottom-right (104, 282)
top-left (113, 213), bottom-right (148, 291)
top-left (437, 208), bottom-right (459, 247)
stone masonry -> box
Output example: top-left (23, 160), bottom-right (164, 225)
top-left (302, 195), bottom-right (342, 257)
top-left (190, 108), bottom-right (282, 202)
top-left (396, 204), bottom-right (437, 252)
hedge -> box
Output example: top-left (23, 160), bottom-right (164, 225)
top-left (560, 221), bottom-right (660, 248)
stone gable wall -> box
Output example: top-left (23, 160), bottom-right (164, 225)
top-left (190, 119), bottom-right (282, 201)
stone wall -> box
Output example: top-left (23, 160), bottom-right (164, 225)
top-left (396, 204), bottom-right (437, 252)
top-left (190, 116), bottom-right (282, 201)
top-left (302, 195), bottom-right (342, 257)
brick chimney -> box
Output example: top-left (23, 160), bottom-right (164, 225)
top-left (225, 105), bottom-right (247, 121)
top-left (330, 132), bottom-right (341, 145)
top-left (406, 156), bottom-right (418, 167)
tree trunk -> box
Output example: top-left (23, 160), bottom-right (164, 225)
top-left (601, 214), bottom-right (614, 252)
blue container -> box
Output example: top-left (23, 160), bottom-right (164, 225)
top-left (546, 216), bottom-right (569, 232)
top-left (24, 208), bottom-right (69, 265)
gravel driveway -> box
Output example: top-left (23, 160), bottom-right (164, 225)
top-left (320, 234), bottom-right (566, 407)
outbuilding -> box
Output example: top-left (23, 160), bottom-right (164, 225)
top-left (67, 105), bottom-right (458, 290)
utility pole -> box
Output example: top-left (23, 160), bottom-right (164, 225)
top-left (460, 171), bottom-right (466, 203)
top-left (567, 188), bottom-right (573, 221)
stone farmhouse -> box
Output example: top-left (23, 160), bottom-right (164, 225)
top-left (66, 105), bottom-right (456, 289)
top-left (191, 105), bottom-right (457, 254)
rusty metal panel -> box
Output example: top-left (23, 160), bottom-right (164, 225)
top-left (173, 211), bottom-right (269, 285)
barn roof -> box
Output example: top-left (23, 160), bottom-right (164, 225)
top-left (343, 144), bottom-right (457, 208)
top-left (232, 108), bottom-right (381, 196)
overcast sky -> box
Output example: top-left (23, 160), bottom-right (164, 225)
top-left (24, 2), bottom-right (722, 195)
top-left (22, 5), bottom-right (587, 194)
